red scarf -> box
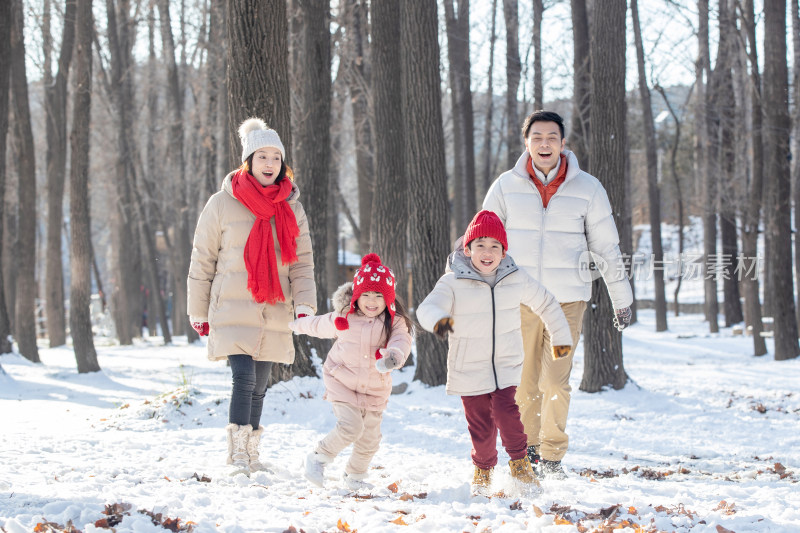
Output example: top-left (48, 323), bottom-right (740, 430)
top-left (231, 168), bottom-right (299, 304)
top-left (527, 153), bottom-right (567, 208)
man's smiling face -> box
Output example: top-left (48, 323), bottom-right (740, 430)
top-left (525, 120), bottom-right (566, 175)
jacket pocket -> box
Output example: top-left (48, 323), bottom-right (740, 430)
top-left (451, 339), bottom-right (469, 373)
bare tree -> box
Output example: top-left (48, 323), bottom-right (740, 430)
top-left (43, 0), bottom-right (76, 347)
top-left (158, 0), bottom-right (196, 343)
top-left (737, 0), bottom-right (766, 355)
top-left (480, 0), bottom-right (498, 196)
top-left (0, 0), bottom-right (14, 357)
top-left (631, 0), bottom-right (667, 332)
top-left (763, 0), bottom-right (799, 360)
top-left (371, 0), bottom-right (408, 298)
top-left (569, 0), bottom-right (590, 166)
top-left (580, 0), bottom-right (627, 393)
top-left (792, 0), bottom-right (800, 332)
top-left (654, 84), bottom-right (691, 318)
top-left (444, 0), bottom-right (476, 232)
top-left (532, 0), bottom-right (543, 109)
top-left (503, 0), bottom-right (521, 167)
top-left (10, 0), bottom-right (39, 362)
top-left (401, 0), bottom-right (449, 386)
top-left (70, 0), bottom-right (99, 373)
top-left (342, 0), bottom-right (373, 253)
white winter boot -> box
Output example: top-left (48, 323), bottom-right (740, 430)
top-left (226, 423), bottom-right (252, 476)
top-left (247, 425), bottom-right (270, 472)
top-left (343, 471), bottom-right (374, 491)
top-left (304, 451), bottom-right (333, 487)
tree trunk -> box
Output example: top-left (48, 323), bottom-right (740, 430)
top-left (401, 0), bottom-right (450, 387)
top-left (791, 0), bottom-right (800, 333)
top-left (0, 0), bottom-right (14, 356)
top-left (631, 0), bottom-right (667, 332)
top-left (570, 0), bottom-right (591, 167)
top-left (444, 0), bottom-right (476, 234)
top-left (480, 0), bottom-right (498, 197)
top-left (654, 84), bottom-right (689, 318)
top-left (763, 0), bottom-right (800, 360)
top-left (294, 0), bottom-right (333, 366)
top-left (70, 0), bottom-right (99, 373)
top-left (159, 0), bottom-right (196, 343)
top-left (10, 0), bottom-right (39, 362)
top-left (503, 0), bottom-right (521, 167)
top-left (371, 0), bottom-right (408, 299)
top-left (532, 0), bottom-right (543, 109)
top-left (43, 0), bottom-right (76, 348)
top-left (739, 0), bottom-right (766, 355)
top-left (343, 0), bottom-right (373, 253)
top-left (580, 0), bottom-right (627, 393)
top-left (716, 0), bottom-right (742, 327)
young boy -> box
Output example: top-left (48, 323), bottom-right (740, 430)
top-left (416, 210), bottom-right (573, 496)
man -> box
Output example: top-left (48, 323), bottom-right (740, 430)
top-left (482, 110), bottom-right (633, 479)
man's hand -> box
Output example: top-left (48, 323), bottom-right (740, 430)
top-left (433, 317), bottom-right (454, 339)
top-left (375, 347), bottom-right (404, 373)
top-left (613, 307), bottom-right (632, 331)
top-left (552, 345), bottom-right (572, 359)
top-left (191, 321), bottom-right (209, 336)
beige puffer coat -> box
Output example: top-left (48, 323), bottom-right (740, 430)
top-left (187, 172), bottom-right (317, 363)
top-left (483, 149), bottom-right (633, 310)
top-left (289, 283), bottom-right (412, 411)
top-left (416, 249), bottom-right (572, 396)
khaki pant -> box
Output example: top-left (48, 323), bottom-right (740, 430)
top-left (515, 301), bottom-right (586, 461)
top-left (316, 401), bottom-right (383, 475)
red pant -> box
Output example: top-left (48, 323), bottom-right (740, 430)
top-left (461, 386), bottom-right (528, 470)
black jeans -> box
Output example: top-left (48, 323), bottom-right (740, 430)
top-left (228, 354), bottom-right (273, 429)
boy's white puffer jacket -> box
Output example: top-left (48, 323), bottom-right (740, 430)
top-left (416, 249), bottom-right (572, 397)
top-left (483, 149), bottom-right (633, 310)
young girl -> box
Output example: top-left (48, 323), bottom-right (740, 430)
top-left (289, 253), bottom-right (413, 490)
top-left (187, 118), bottom-right (317, 476)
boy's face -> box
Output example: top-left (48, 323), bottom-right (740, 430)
top-left (464, 237), bottom-right (505, 274)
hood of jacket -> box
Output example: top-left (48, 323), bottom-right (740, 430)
top-left (332, 282), bottom-right (354, 314)
top-left (446, 237), bottom-right (518, 284)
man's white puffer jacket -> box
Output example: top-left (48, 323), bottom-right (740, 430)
top-left (483, 150), bottom-right (633, 310)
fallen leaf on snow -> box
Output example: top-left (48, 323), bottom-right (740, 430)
top-left (390, 516), bottom-right (408, 525)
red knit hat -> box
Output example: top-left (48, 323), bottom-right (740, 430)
top-left (463, 210), bottom-right (508, 250)
top-left (334, 253), bottom-right (397, 331)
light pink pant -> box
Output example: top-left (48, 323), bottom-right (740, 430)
top-left (316, 401), bottom-right (383, 475)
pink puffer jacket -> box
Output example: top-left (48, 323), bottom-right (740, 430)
top-left (289, 283), bottom-right (413, 411)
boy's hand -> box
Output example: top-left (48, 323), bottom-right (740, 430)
top-left (613, 307), bottom-right (632, 331)
top-left (433, 317), bottom-right (454, 338)
top-left (376, 347), bottom-right (403, 373)
top-left (552, 345), bottom-right (572, 359)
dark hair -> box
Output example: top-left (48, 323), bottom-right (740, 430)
top-left (243, 154), bottom-right (288, 184)
top-left (521, 110), bottom-right (565, 140)
top-left (380, 296), bottom-right (416, 346)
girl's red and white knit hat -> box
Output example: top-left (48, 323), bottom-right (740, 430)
top-left (334, 253), bottom-right (396, 331)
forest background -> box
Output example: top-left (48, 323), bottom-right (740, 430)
top-left (1, 0), bottom-right (798, 391)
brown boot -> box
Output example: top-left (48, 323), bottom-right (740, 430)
top-left (471, 465), bottom-right (493, 497)
top-left (509, 456), bottom-right (540, 487)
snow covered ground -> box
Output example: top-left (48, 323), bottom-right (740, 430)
top-left (1, 309), bottom-right (799, 533)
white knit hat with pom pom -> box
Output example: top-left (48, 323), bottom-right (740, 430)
top-left (238, 117), bottom-right (286, 162)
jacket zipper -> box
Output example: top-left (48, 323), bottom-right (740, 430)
top-left (490, 286), bottom-right (499, 390)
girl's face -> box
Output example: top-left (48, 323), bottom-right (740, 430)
top-left (357, 291), bottom-right (386, 318)
top-left (250, 148), bottom-right (283, 186)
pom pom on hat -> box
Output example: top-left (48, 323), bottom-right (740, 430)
top-left (335, 253), bottom-right (397, 330)
top-left (463, 210), bottom-right (508, 250)
top-left (238, 117), bottom-right (286, 162)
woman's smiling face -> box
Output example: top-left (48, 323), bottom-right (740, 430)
top-left (250, 148), bottom-right (282, 186)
